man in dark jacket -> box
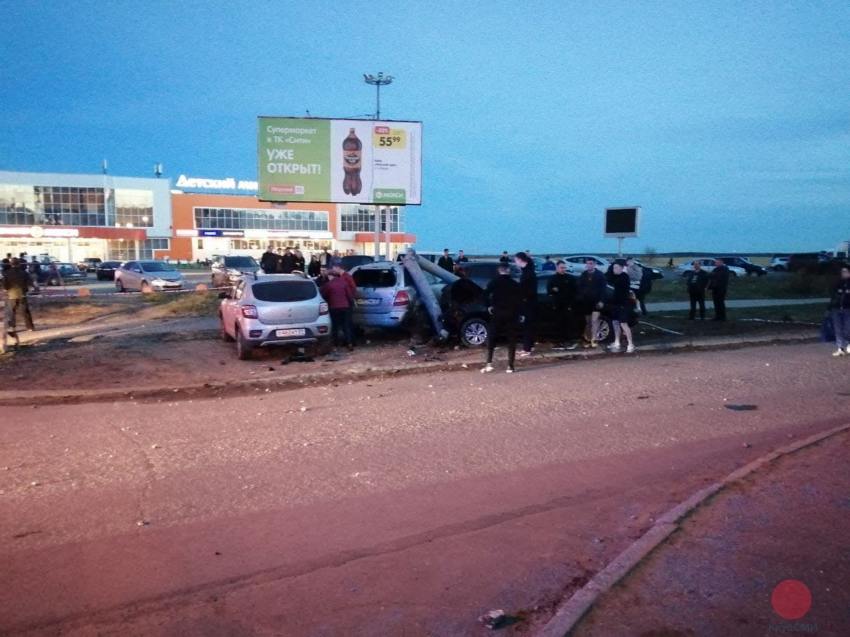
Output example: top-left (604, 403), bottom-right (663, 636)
top-left (708, 259), bottom-right (730, 321)
top-left (3, 258), bottom-right (35, 337)
top-left (685, 260), bottom-right (709, 320)
top-left (321, 272), bottom-right (355, 351)
top-left (829, 265), bottom-right (850, 356)
top-left (482, 262), bottom-right (523, 373)
top-left (437, 249), bottom-right (454, 272)
top-left (260, 246), bottom-right (277, 274)
top-left (279, 248), bottom-right (296, 274)
top-left (547, 260), bottom-right (576, 347)
top-left (515, 251), bottom-right (537, 356)
top-left (576, 258), bottom-right (607, 347)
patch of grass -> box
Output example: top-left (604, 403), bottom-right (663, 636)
top-left (647, 273), bottom-right (834, 302)
top-left (141, 291), bottom-right (220, 316)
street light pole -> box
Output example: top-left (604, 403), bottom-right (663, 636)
top-left (363, 72), bottom-right (394, 259)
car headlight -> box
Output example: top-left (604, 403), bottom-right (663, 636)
top-left (151, 278), bottom-right (165, 285)
top-left (226, 268), bottom-right (242, 276)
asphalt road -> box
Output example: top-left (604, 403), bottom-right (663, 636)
top-left (1, 342), bottom-right (848, 636)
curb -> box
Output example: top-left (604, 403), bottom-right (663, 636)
top-left (0, 331), bottom-right (819, 407)
top-left (536, 423), bottom-right (850, 637)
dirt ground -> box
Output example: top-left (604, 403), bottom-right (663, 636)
top-left (1, 293), bottom-right (819, 397)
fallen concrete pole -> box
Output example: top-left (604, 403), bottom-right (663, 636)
top-left (402, 251), bottom-right (450, 341)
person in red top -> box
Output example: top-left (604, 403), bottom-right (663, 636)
top-left (332, 259), bottom-right (357, 346)
top-left (321, 271), bottom-right (355, 350)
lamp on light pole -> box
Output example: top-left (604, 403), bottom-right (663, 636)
top-left (363, 72), bottom-right (394, 121)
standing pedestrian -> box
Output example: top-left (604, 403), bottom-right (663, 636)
top-left (685, 260), bottom-right (709, 320)
top-left (481, 262), bottom-right (522, 373)
top-left (829, 266), bottom-right (850, 357)
top-left (542, 256), bottom-right (556, 272)
top-left (637, 265), bottom-right (653, 315)
top-left (499, 251), bottom-right (510, 264)
top-left (514, 251), bottom-right (537, 357)
top-left (456, 250), bottom-right (469, 263)
top-left (332, 260), bottom-right (357, 344)
top-left (307, 254), bottom-right (321, 277)
top-left (437, 249), bottom-right (454, 272)
top-left (321, 272), bottom-right (355, 351)
top-left (280, 248), bottom-right (296, 274)
top-left (314, 265), bottom-right (330, 288)
top-left (260, 245), bottom-right (277, 274)
top-left (607, 262), bottom-right (636, 353)
top-left (28, 256), bottom-right (42, 294)
top-left (293, 249), bottom-right (306, 273)
top-left (576, 258), bottom-right (607, 348)
top-left (708, 258), bottom-right (730, 321)
top-left (3, 258), bottom-right (35, 339)
top-left (547, 260), bottom-right (576, 349)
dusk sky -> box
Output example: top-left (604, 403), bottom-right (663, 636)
top-left (1, 1), bottom-right (848, 254)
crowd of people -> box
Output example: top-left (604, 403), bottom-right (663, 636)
top-left (257, 245), bottom-right (359, 352)
top-left (478, 253), bottom-right (641, 373)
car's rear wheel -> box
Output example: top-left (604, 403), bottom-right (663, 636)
top-left (460, 316), bottom-right (489, 348)
top-left (236, 327), bottom-right (253, 360)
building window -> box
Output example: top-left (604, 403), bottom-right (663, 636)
top-left (105, 238), bottom-right (170, 261)
top-left (340, 206), bottom-right (404, 232)
top-left (0, 184), bottom-right (154, 228)
top-left (115, 189), bottom-right (154, 228)
top-left (193, 207), bottom-right (329, 232)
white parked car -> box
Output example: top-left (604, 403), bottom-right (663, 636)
top-left (675, 259), bottom-right (746, 277)
top-left (562, 255), bottom-right (611, 275)
top-left (769, 256), bottom-right (789, 271)
top-left (115, 260), bottom-right (184, 292)
top-left (219, 273), bottom-right (331, 360)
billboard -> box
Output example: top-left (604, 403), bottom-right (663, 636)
top-left (258, 117), bottom-right (422, 205)
top-left (604, 207), bottom-right (640, 237)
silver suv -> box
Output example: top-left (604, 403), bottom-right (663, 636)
top-left (350, 261), bottom-right (444, 330)
top-left (219, 274), bottom-right (331, 360)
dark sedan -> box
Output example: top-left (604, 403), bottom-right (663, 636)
top-left (95, 261), bottom-right (122, 281)
top-left (441, 271), bottom-right (616, 348)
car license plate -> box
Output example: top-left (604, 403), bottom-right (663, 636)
top-left (276, 328), bottom-right (306, 338)
top-left (357, 298), bottom-right (380, 306)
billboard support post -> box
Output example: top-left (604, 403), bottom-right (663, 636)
top-left (373, 206), bottom-right (380, 259)
top-left (385, 207), bottom-right (392, 261)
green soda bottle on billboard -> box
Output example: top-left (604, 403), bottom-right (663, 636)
top-left (342, 128), bottom-right (362, 196)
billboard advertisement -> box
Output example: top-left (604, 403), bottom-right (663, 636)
top-left (604, 207), bottom-right (640, 237)
top-left (258, 117), bottom-right (422, 205)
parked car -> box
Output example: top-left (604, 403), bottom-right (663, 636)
top-left (211, 255), bottom-right (260, 288)
top-left (562, 255), bottom-right (612, 275)
top-left (607, 258), bottom-right (664, 280)
top-left (455, 260), bottom-right (521, 288)
top-left (77, 257), bottom-right (102, 272)
top-left (441, 272), bottom-right (615, 348)
top-left (44, 263), bottom-right (88, 286)
top-left (94, 261), bottom-right (122, 281)
top-left (675, 259), bottom-right (746, 277)
top-left (340, 254), bottom-right (374, 271)
top-left (717, 256), bottom-right (767, 276)
top-left (115, 260), bottom-right (184, 292)
top-left (769, 255), bottom-right (789, 271)
top-left (218, 273), bottom-right (331, 360)
top-left (350, 261), bottom-right (444, 330)
top-left (787, 252), bottom-right (842, 274)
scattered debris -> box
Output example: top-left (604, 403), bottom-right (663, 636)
top-left (406, 349), bottom-right (417, 357)
top-left (299, 406), bottom-right (308, 413)
top-left (478, 609), bottom-right (507, 630)
top-left (742, 442), bottom-right (752, 448)
top-left (136, 520), bottom-right (149, 527)
top-left (725, 404), bottom-right (758, 411)
top-left (29, 481), bottom-right (41, 487)
top-left (637, 395), bottom-right (650, 400)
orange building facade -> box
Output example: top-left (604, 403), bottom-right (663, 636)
top-left (165, 192), bottom-right (415, 262)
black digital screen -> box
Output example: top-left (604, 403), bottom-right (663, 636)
top-left (605, 208), bottom-right (638, 235)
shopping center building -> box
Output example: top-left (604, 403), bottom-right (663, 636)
top-left (0, 170), bottom-right (172, 263)
top-left (167, 176), bottom-right (415, 262)
top-left (0, 170), bottom-right (416, 263)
